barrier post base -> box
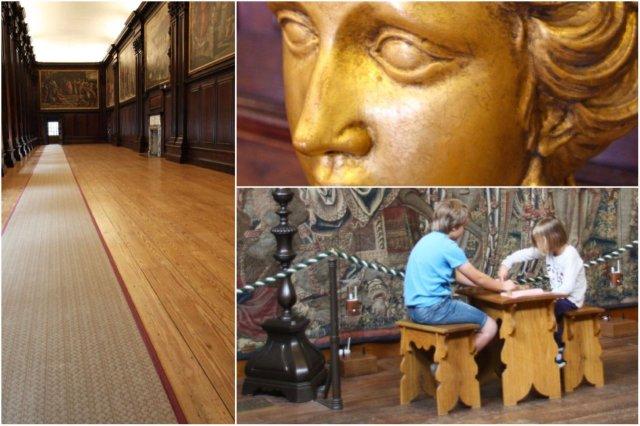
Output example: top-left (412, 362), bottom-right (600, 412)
top-left (243, 316), bottom-right (327, 403)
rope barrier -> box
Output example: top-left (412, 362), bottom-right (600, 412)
top-left (237, 240), bottom-right (638, 295)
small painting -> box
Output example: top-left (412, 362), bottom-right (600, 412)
top-left (188, 1), bottom-right (234, 74)
top-left (119, 38), bottom-right (136, 102)
top-left (145, 3), bottom-right (170, 89)
top-left (39, 69), bottom-right (99, 110)
top-left (106, 60), bottom-right (115, 107)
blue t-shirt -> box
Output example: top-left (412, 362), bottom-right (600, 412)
top-left (404, 231), bottom-right (468, 307)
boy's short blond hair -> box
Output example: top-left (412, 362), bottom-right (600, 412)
top-left (532, 218), bottom-right (568, 254)
top-left (431, 199), bottom-right (469, 234)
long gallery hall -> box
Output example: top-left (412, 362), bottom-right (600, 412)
top-left (2, 2), bottom-right (235, 423)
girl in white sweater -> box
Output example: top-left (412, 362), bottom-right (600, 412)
top-left (498, 218), bottom-right (586, 367)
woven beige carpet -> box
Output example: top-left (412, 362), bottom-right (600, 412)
top-left (2, 145), bottom-right (181, 423)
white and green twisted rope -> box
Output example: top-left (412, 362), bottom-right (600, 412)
top-left (237, 240), bottom-right (638, 295)
top-left (236, 248), bottom-right (405, 295)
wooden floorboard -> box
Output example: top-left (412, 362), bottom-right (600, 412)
top-left (2, 148), bottom-right (43, 229)
top-left (6, 144), bottom-right (237, 423)
top-left (238, 335), bottom-right (638, 424)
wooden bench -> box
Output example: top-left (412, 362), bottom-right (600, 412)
top-left (562, 306), bottom-right (605, 392)
top-left (397, 320), bottom-right (481, 415)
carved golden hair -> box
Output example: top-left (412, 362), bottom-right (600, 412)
top-left (506, 2), bottom-right (637, 185)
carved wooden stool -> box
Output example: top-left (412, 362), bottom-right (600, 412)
top-left (397, 320), bottom-right (481, 416)
top-left (562, 306), bottom-right (605, 392)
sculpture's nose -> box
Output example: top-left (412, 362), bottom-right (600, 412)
top-left (294, 122), bottom-right (372, 157)
top-left (291, 51), bottom-right (372, 158)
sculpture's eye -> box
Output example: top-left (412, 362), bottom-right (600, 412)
top-left (277, 11), bottom-right (318, 57)
top-left (371, 29), bottom-right (454, 84)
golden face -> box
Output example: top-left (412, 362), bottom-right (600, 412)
top-left (271, 2), bottom-right (532, 185)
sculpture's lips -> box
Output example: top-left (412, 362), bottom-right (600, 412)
top-left (307, 153), bottom-right (368, 185)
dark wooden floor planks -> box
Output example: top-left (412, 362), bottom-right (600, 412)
top-left (238, 335), bottom-right (637, 424)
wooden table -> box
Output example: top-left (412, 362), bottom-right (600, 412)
top-left (456, 287), bottom-right (565, 406)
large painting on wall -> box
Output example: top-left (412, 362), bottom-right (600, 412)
top-left (119, 38), bottom-right (136, 102)
top-left (145, 3), bottom-right (170, 89)
top-left (188, 1), bottom-right (234, 74)
top-left (39, 69), bottom-right (99, 110)
top-left (106, 60), bottom-right (115, 108)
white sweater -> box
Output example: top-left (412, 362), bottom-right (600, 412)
top-left (501, 245), bottom-right (586, 308)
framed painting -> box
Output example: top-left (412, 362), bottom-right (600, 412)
top-left (39, 69), bottom-right (99, 110)
top-left (145, 2), bottom-right (170, 89)
top-left (119, 38), bottom-right (136, 103)
top-left (188, 1), bottom-right (235, 74)
top-left (106, 60), bottom-right (115, 108)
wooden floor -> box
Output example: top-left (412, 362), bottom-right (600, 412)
top-left (2, 144), bottom-right (235, 423)
top-left (238, 335), bottom-right (638, 424)
top-left (2, 148), bottom-right (43, 229)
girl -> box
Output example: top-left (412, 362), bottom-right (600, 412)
top-left (498, 217), bottom-right (586, 367)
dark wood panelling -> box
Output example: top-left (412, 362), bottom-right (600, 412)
top-left (164, 90), bottom-right (172, 143)
top-left (216, 74), bottom-right (234, 147)
top-left (106, 109), bottom-right (115, 143)
top-left (36, 63), bottom-right (106, 145)
top-left (148, 90), bottom-right (163, 112)
top-left (184, 69), bottom-right (234, 173)
top-left (119, 101), bottom-right (137, 150)
top-left (38, 112), bottom-right (103, 144)
top-left (163, 2), bottom-right (235, 172)
top-left (2, 2), bottom-right (38, 170)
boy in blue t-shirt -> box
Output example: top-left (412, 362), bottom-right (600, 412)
top-left (404, 199), bottom-right (516, 352)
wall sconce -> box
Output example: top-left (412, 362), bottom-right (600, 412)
top-left (609, 259), bottom-right (623, 287)
top-left (346, 286), bottom-right (362, 316)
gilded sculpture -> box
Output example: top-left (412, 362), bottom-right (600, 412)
top-left (269, 2), bottom-right (638, 185)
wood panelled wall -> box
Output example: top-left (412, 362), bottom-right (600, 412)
top-left (2, 1), bottom-right (235, 175)
top-left (36, 63), bottom-right (106, 145)
top-left (104, 1), bottom-right (235, 174)
top-left (1, 2), bottom-right (37, 172)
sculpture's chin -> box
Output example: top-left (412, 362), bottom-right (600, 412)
top-left (305, 168), bottom-right (371, 187)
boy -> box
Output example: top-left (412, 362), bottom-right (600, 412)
top-left (404, 199), bottom-right (517, 352)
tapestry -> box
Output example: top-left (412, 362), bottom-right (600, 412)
top-left (188, 1), bottom-right (234, 74)
top-left (237, 188), bottom-right (638, 358)
top-left (106, 60), bottom-right (115, 108)
top-left (145, 2), bottom-right (170, 89)
top-left (119, 38), bottom-right (136, 102)
top-left (39, 69), bottom-right (99, 110)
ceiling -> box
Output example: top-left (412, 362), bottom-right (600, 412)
top-left (22, 1), bottom-right (141, 63)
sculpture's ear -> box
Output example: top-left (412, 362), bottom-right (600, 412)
top-left (522, 2), bottom-right (638, 185)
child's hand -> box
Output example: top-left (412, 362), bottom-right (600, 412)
top-left (501, 279), bottom-right (517, 293)
top-left (498, 265), bottom-right (509, 282)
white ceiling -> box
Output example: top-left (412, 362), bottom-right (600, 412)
top-left (22, 1), bottom-right (141, 63)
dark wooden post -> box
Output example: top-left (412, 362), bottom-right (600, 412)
top-left (24, 37), bottom-right (34, 152)
top-left (323, 258), bottom-right (343, 410)
top-left (113, 48), bottom-right (121, 146)
top-left (243, 188), bottom-right (327, 403)
top-left (14, 12), bottom-right (27, 157)
top-left (166, 1), bottom-right (187, 163)
top-left (272, 188), bottom-right (297, 320)
top-left (133, 29), bottom-right (146, 153)
top-left (7, 4), bottom-right (22, 162)
top-left (1, 2), bottom-right (15, 167)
